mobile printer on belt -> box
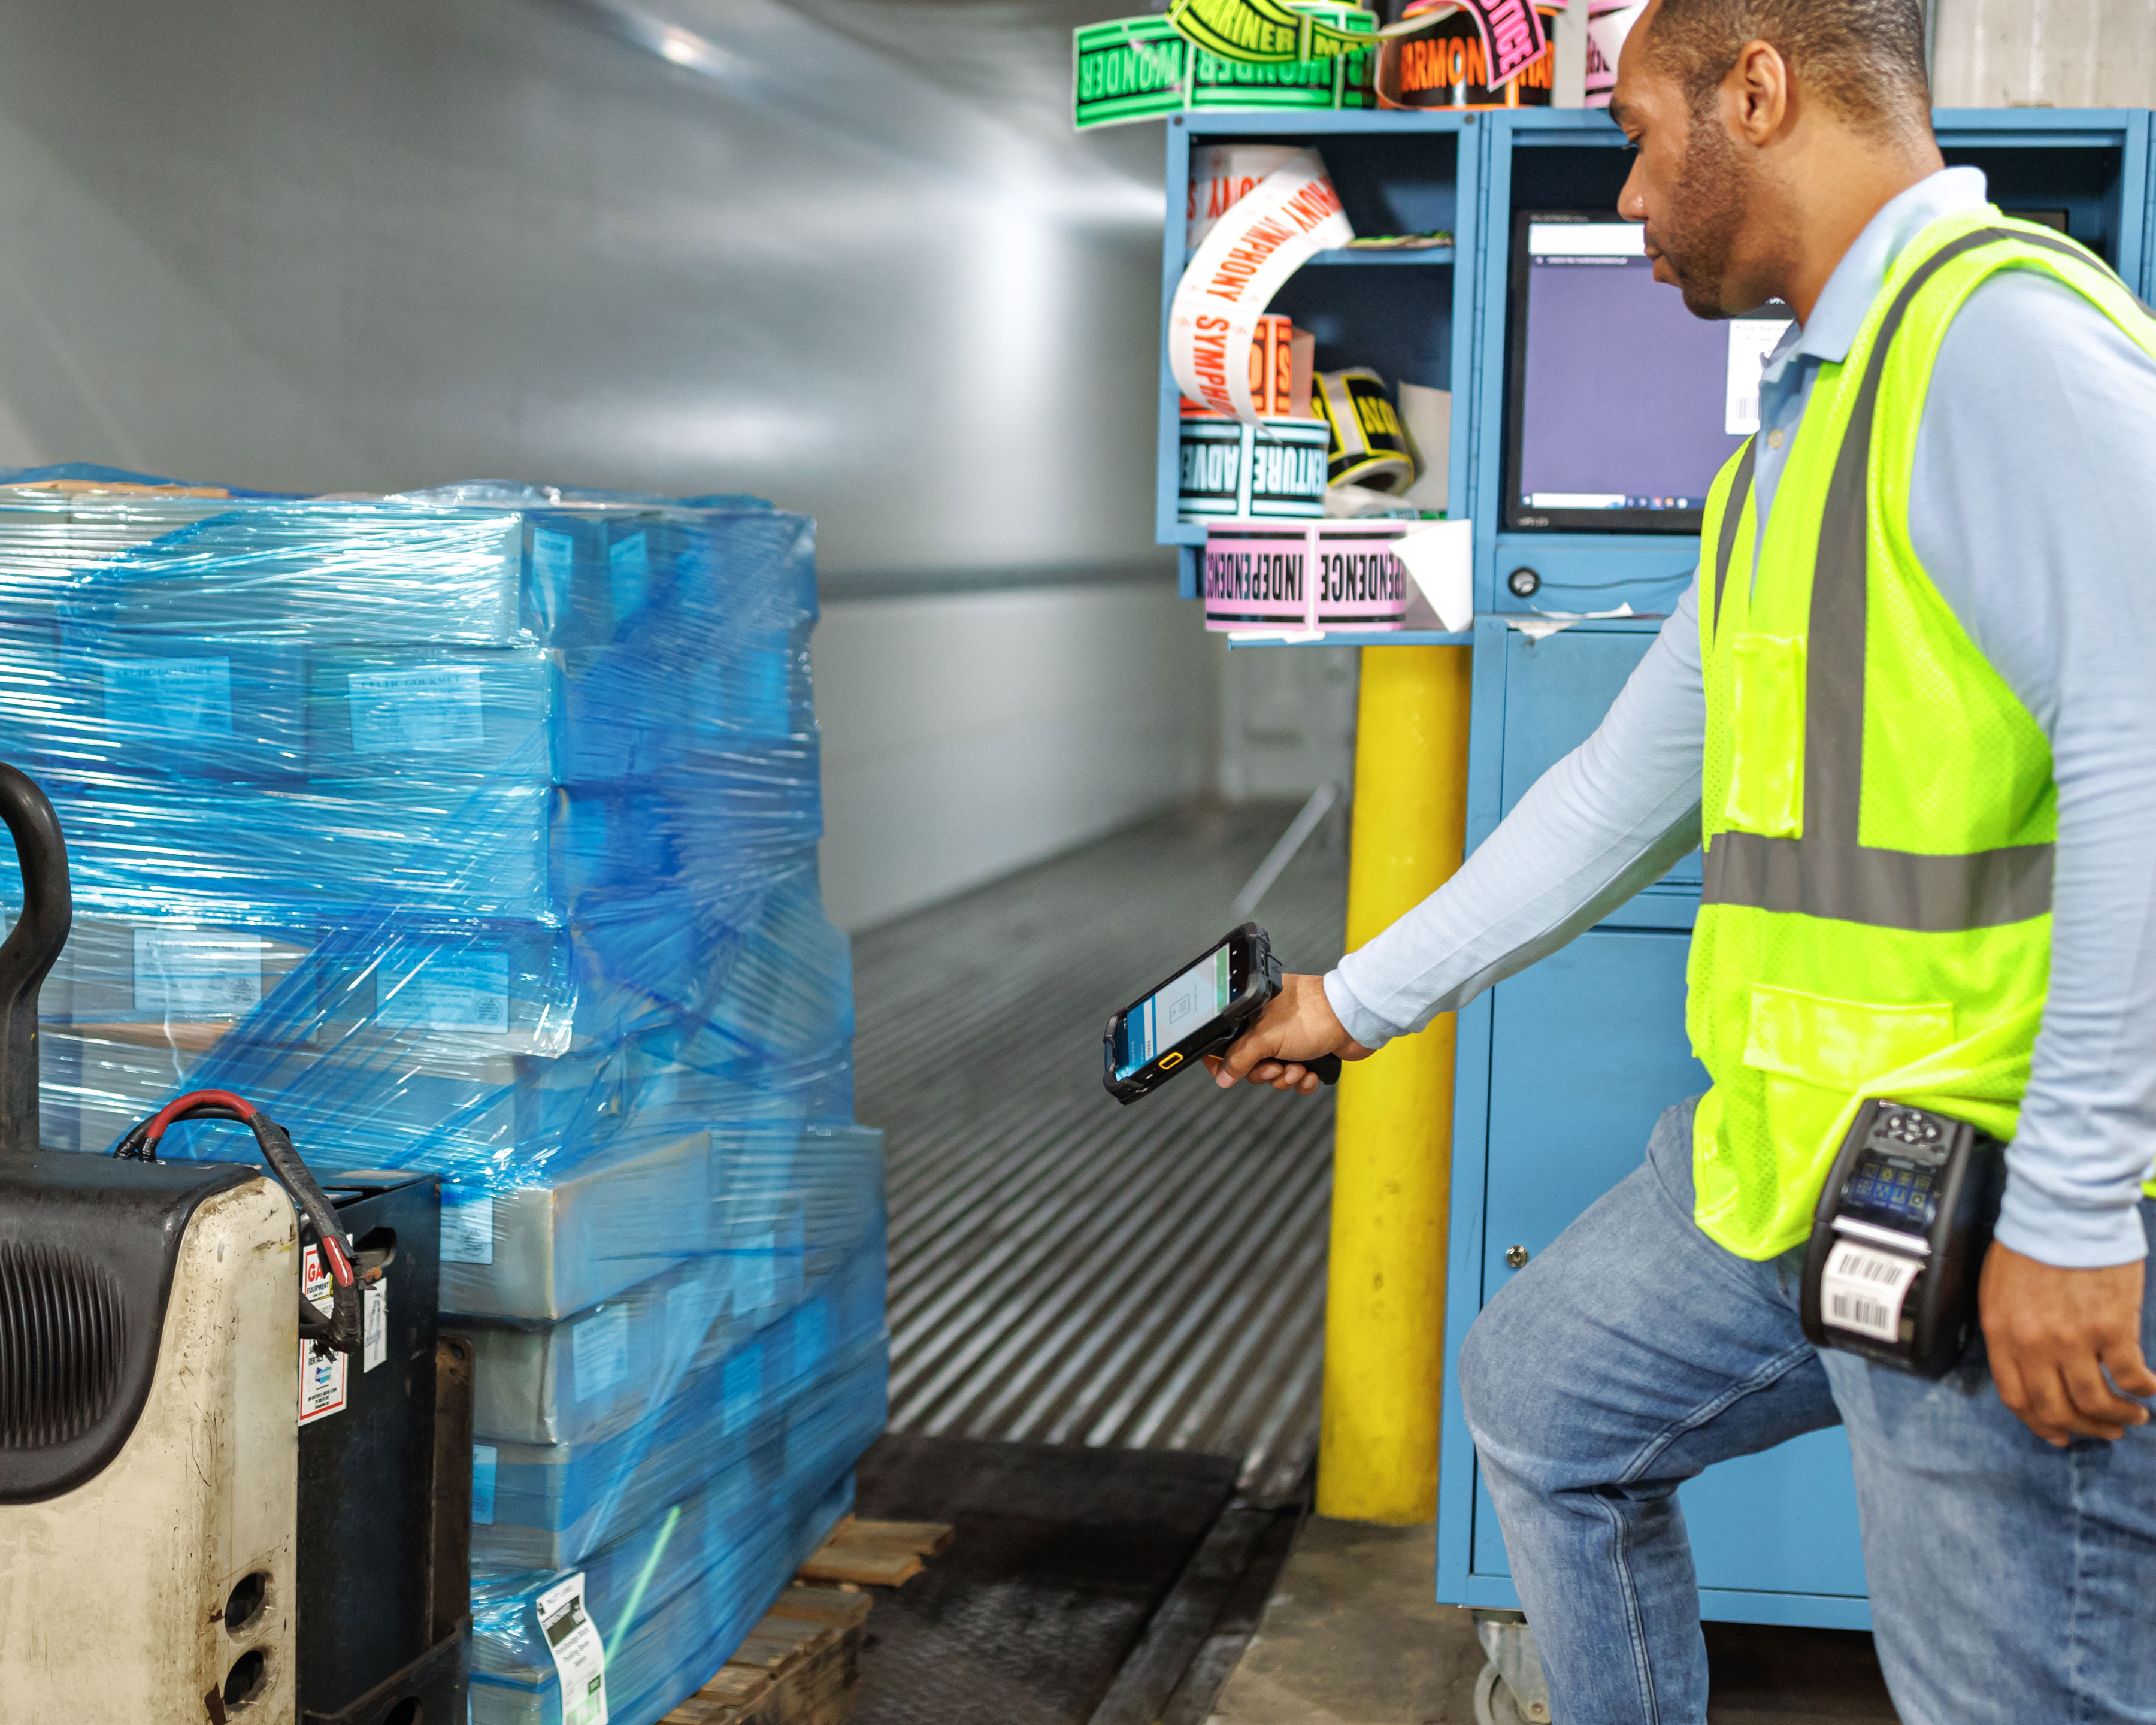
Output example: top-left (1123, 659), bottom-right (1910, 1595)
top-left (1800, 1098), bottom-right (2008, 1378)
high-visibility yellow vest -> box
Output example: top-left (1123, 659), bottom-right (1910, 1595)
top-left (1689, 208), bottom-right (2156, 1260)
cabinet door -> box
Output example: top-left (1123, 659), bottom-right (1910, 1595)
top-left (1468, 930), bottom-right (1869, 1601)
top-left (1500, 627), bottom-right (1699, 888)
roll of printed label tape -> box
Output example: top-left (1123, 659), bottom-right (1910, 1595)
top-left (1378, 4), bottom-right (1558, 108)
top-left (1073, 13), bottom-right (1378, 129)
top-left (1203, 518), bottom-right (1413, 632)
top-left (1188, 144), bottom-right (1299, 250)
top-left (1313, 368), bottom-right (1418, 492)
top-left (1170, 150), bottom-right (1355, 423)
top-left (1179, 416), bottom-right (1331, 520)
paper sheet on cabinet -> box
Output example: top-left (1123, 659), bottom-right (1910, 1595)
top-left (1507, 601), bottom-right (1636, 641)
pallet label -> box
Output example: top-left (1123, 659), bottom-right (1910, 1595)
top-left (537, 1571), bottom-right (611, 1725)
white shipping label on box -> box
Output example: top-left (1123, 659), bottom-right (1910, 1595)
top-left (573, 1305), bottom-right (631, 1403)
top-left (1725, 317), bottom-right (1793, 435)
top-left (99, 656), bottom-right (234, 739)
top-left (362, 1282), bottom-right (387, 1372)
top-left (608, 532), bottom-right (650, 623)
top-left (1820, 1239), bottom-right (1920, 1343)
top-left (472, 1444), bottom-right (499, 1525)
top-left (441, 1190), bottom-right (496, 1265)
top-left (298, 1245), bottom-right (347, 1425)
top-left (347, 664), bottom-right (486, 755)
top-left (720, 1340), bottom-right (764, 1438)
top-left (536, 1572), bottom-right (610, 1725)
top-left (378, 947), bottom-right (510, 1033)
top-left (532, 528), bottom-right (577, 627)
top-left (133, 928), bottom-right (265, 1018)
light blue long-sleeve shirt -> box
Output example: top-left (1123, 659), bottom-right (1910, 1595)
top-left (1325, 167), bottom-right (2156, 1269)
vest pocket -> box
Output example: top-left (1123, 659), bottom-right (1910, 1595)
top-left (1723, 632), bottom-right (1806, 837)
top-left (1742, 983), bottom-right (1955, 1173)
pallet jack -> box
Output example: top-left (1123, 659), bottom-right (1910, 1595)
top-left (0, 762), bottom-right (471, 1723)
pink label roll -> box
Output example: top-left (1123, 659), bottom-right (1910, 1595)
top-left (1202, 525), bottom-right (1310, 631)
top-left (1309, 521), bottom-right (1411, 631)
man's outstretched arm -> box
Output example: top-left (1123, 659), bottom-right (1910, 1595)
top-left (1215, 582), bottom-right (1709, 1092)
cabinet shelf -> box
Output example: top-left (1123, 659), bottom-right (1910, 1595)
top-left (1181, 246), bottom-right (1455, 268)
top-left (1223, 628), bottom-right (1470, 649)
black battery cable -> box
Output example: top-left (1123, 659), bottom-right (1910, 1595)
top-left (111, 1086), bottom-right (364, 1355)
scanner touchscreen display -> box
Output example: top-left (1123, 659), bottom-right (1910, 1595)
top-left (1118, 945), bottom-right (1232, 1078)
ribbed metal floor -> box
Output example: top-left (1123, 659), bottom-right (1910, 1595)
top-left (851, 800), bottom-right (1348, 1500)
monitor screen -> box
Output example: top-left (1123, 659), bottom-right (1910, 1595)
top-left (1505, 213), bottom-right (1792, 534)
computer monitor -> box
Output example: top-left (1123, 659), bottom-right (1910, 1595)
top-left (1504, 211), bottom-right (1792, 535)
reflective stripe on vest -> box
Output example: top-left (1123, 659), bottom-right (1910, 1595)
top-left (1701, 228), bottom-right (2060, 934)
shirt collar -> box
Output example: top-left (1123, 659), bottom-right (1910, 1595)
top-left (1759, 165), bottom-right (1990, 380)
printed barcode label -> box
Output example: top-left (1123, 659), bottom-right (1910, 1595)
top-left (1820, 1240), bottom-right (1919, 1343)
top-left (1829, 1290), bottom-right (1894, 1333)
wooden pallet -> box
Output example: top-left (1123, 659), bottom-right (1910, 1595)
top-left (658, 1520), bottom-right (953, 1723)
top-left (796, 1516), bottom-right (954, 1588)
top-left (659, 1587), bottom-right (872, 1724)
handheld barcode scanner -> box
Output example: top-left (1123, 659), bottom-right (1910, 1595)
top-left (1800, 1098), bottom-right (2007, 1379)
top-left (1103, 922), bottom-right (1342, 1104)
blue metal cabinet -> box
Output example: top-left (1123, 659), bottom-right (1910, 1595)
top-left (1469, 925), bottom-right (1870, 1618)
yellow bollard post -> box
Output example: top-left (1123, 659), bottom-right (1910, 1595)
top-left (1317, 643), bottom-right (1473, 1524)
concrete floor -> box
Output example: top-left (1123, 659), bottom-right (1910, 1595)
top-left (1204, 1519), bottom-right (1903, 1725)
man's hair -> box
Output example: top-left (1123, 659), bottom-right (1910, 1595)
top-left (1642, 0), bottom-right (1931, 135)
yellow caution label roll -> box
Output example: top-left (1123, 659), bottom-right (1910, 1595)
top-left (1313, 368), bottom-right (1418, 493)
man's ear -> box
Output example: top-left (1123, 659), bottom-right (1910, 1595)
top-left (1725, 37), bottom-right (1791, 147)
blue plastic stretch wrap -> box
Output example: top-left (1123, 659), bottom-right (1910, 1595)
top-left (0, 474), bottom-right (888, 1725)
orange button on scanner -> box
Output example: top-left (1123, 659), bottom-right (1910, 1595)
top-left (1158, 1052), bottom-right (1183, 1069)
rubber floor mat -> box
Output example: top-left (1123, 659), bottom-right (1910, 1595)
top-left (850, 1432), bottom-right (1240, 1724)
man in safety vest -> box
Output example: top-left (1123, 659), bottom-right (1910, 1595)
top-left (1208, 0), bottom-right (2156, 1718)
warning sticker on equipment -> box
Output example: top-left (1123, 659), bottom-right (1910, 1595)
top-left (299, 1245), bottom-right (347, 1425)
top-left (363, 1282), bottom-right (387, 1372)
top-left (536, 1571), bottom-right (610, 1725)
top-left (1821, 1239), bottom-right (1919, 1343)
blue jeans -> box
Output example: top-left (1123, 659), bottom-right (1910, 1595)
top-left (1456, 1098), bottom-right (2156, 1725)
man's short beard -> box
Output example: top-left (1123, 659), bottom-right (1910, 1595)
top-left (1655, 110), bottom-right (1749, 319)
